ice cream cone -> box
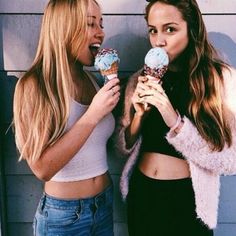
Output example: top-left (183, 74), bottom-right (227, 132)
top-left (101, 62), bottom-right (118, 82)
top-left (94, 48), bottom-right (120, 85)
top-left (143, 47), bottom-right (169, 110)
top-left (144, 64), bottom-right (168, 79)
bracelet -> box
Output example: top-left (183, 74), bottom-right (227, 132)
top-left (169, 112), bottom-right (182, 133)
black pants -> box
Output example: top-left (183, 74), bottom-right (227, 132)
top-left (127, 168), bottom-right (214, 236)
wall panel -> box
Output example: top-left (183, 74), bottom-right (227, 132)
top-left (1, 15), bottom-right (236, 71)
top-left (1, 0), bottom-right (236, 14)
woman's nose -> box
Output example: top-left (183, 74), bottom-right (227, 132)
top-left (155, 35), bottom-right (166, 47)
top-left (96, 27), bottom-right (105, 39)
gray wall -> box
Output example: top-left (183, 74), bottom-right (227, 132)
top-left (0, 0), bottom-right (236, 235)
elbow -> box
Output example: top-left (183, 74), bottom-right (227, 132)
top-left (33, 169), bottom-right (53, 182)
top-left (30, 165), bottom-right (54, 182)
top-left (35, 172), bottom-right (52, 182)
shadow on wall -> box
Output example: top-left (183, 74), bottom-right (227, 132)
top-left (208, 32), bottom-right (236, 68)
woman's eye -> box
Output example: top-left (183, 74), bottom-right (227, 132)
top-left (166, 27), bottom-right (175, 33)
top-left (88, 22), bottom-right (104, 29)
top-left (88, 22), bottom-right (94, 27)
top-left (148, 28), bottom-right (157, 34)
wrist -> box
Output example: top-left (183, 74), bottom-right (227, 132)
top-left (173, 119), bottom-right (184, 134)
top-left (134, 111), bottom-right (144, 118)
top-left (83, 110), bottom-right (100, 126)
top-left (169, 112), bottom-right (183, 134)
top-left (134, 111), bottom-right (146, 123)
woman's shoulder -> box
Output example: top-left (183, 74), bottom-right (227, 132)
top-left (129, 68), bottom-right (143, 81)
top-left (222, 66), bottom-right (236, 91)
top-left (222, 66), bottom-right (236, 83)
top-left (222, 66), bottom-right (236, 112)
top-left (125, 68), bottom-right (143, 91)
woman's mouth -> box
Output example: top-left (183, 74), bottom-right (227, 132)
top-left (89, 43), bottom-right (101, 57)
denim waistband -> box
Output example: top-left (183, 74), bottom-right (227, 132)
top-left (40, 184), bottom-right (113, 210)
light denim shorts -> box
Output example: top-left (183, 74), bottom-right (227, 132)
top-left (33, 184), bottom-right (114, 236)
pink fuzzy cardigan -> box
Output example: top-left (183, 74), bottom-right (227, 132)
top-left (116, 67), bottom-right (236, 229)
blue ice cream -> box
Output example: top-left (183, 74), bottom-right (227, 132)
top-left (144, 47), bottom-right (169, 79)
top-left (94, 48), bottom-right (120, 71)
top-left (145, 47), bottom-right (169, 69)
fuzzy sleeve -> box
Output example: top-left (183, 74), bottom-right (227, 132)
top-left (166, 67), bottom-right (236, 175)
top-left (115, 70), bottom-right (142, 157)
top-left (116, 124), bottom-right (142, 157)
top-left (167, 116), bottom-right (236, 175)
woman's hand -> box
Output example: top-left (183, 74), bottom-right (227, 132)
top-left (87, 78), bottom-right (120, 123)
top-left (139, 79), bottom-right (179, 128)
top-left (132, 76), bottom-right (151, 116)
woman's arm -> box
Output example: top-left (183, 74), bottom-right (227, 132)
top-left (116, 72), bottom-right (149, 155)
top-left (166, 67), bottom-right (236, 175)
top-left (28, 78), bottom-right (120, 181)
top-left (166, 116), bottom-right (236, 175)
top-left (125, 113), bottom-right (144, 149)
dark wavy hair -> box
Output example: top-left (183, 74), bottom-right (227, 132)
top-left (145, 0), bottom-right (232, 151)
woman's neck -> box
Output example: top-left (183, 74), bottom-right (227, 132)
top-left (70, 61), bottom-right (84, 81)
top-left (169, 47), bottom-right (190, 72)
top-left (169, 56), bottom-right (188, 73)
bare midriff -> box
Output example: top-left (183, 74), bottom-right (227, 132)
top-left (44, 171), bottom-right (111, 199)
top-left (138, 152), bottom-right (190, 180)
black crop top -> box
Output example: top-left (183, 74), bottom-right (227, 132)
top-left (140, 70), bottom-right (190, 159)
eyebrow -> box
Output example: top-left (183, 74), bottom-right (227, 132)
top-left (148, 22), bottom-right (179, 27)
top-left (87, 16), bottom-right (103, 21)
top-left (87, 15), bottom-right (96, 19)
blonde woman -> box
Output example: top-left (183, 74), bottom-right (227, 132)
top-left (13, 0), bottom-right (120, 235)
top-left (117, 0), bottom-right (236, 235)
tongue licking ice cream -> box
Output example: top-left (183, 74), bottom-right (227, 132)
top-left (94, 48), bottom-right (120, 84)
top-left (143, 47), bottom-right (169, 109)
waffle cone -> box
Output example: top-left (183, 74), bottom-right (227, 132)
top-left (144, 64), bottom-right (168, 79)
top-left (101, 62), bottom-right (118, 76)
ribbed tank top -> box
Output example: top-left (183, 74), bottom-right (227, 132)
top-left (51, 72), bottom-right (115, 181)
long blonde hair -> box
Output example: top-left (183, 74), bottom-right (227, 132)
top-left (14, 0), bottom-right (99, 162)
top-left (146, 0), bottom-right (232, 151)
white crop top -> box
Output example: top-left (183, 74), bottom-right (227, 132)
top-left (50, 72), bottom-right (115, 182)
